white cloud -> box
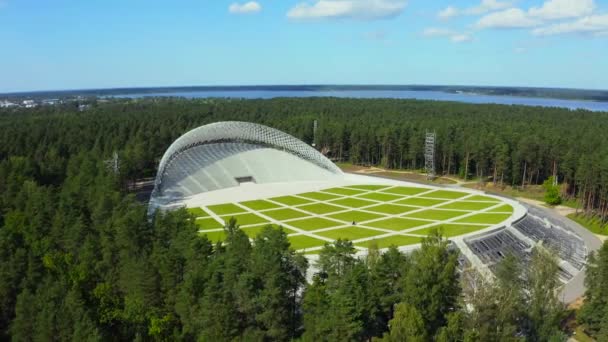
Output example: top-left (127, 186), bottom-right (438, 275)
top-left (466, 0), bottom-right (512, 15)
top-left (422, 27), bottom-right (453, 37)
top-left (422, 27), bottom-right (473, 43)
top-left (439, 0), bottom-right (602, 37)
top-left (529, 0), bottom-right (595, 20)
top-left (287, 0), bottom-right (407, 20)
top-left (437, 0), bottom-right (511, 20)
top-left (532, 14), bottom-right (608, 35)
top-left (229, 1), bottom-right (262, 14)
top-left (475, 8), bottom-right (541, 29)
top-left (450, 34), bottom-right (473, 42)
top-left (438, 6), bottom-right (459, 20)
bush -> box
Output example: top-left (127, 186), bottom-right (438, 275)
top-left (543, 177), bottom-right (562, 206)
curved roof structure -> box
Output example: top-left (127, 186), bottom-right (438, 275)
top-left (150, 121), bottom-right (342, 204)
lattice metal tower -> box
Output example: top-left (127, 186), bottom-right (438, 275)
top-left (312, 120), bottom-right (318, 147)
top-left (104, 151), bottom-right (120, 175)
top-left (424, 131), bottom-right (436, 180)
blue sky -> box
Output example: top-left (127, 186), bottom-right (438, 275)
top-left (0, 0), bottom-right (607, 92)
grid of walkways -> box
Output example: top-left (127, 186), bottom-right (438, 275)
top-left (191, 184), bottom-right (515, 253)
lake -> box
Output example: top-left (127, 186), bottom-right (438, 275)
top-left (117, 89), bottom-right (608, 112)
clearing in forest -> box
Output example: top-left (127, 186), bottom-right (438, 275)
top-left (193, 184), bottom-right (515, 253)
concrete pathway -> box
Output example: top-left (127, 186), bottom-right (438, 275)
top-left (198, 184), bottom-right (518, 256)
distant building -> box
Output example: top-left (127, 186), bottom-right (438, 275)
top-left (22, 100), bottom-right (37, 108)
top-left (0, 101), bottom-right (17, 108)
top-left (42, 99), bottom-right (59, 105)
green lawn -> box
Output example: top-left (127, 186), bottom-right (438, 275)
top-left (262, 208), bottom-right (310, 221)
top-left (365, 217), bottom-right (429, 231)
top-left (287, 217), bottom-right (343, 231)
top-left (288, 235), bottom-right (328, 250)
top-left (567, 213), bottom-right (608, 235)
top-left (298, 202), bottom-right (346, 215)
top-left (573, 326), bottom-right (596, 342)
top-left (356, 192), bottom-right (402, 202)
top-left (316, 227), bottom-right (385, 240)
top-left (199, 230), bottom-right (226, 243)
top-left (345, 184), bottom-right (391, 191)
top-left (365, 203), bottom-right (419, 215)
top-left (462, 183), bottom-right (545, 202)
top-left (206, 203), bottom-right (247, 216)
top-left (241, 225), bottom-right (270, 238)
top-left (396, 197), bottom-right (447, 207)
top-left (239, 199), bottom-right (281, 211)
top-left (269, 195), bottom-right (312, 206)
top-left (356, 235), bottom-right (422, 249)
top-left (187, 207), bottom-right (208, 217)
top-left (195, 217), bottom-right (224, 230)
top-left (221, 213), bottom-right (267, 226)
top-left (380, 186), bottom-right (429, 196)
top-left (327, 210), bottom-right (384, 223)
top-left (437, 201), bottom-right (496, 211)
top-left (487, 204), bottom-right (514, 213)
top-left (409, 224), bottom-right (489, 237)
top-left (189, 184), bottom-right (514, 250)
top-left (321, 187), bottom-right (365, 196)
top-left (405, 209), bottom-right (468, 221)
top-left (297, 191), bottom-right (341, 201)
top-left (423, 190), bottom-right (469, 199)
top-left (466, 195), bottom-right (500, 202)
top-left (454, 213), bottom-right (512, 224)
top-left (330, 197), bottom-right (377, 208)
top-left (242, 224), bottom-right (294, 238)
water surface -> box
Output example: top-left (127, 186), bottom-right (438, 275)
top-left (116, 89), bottom-right (608, 112)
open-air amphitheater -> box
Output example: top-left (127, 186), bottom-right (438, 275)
top-left (148, 121), bottom-right (601, 303)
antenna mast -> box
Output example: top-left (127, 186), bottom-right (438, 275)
top-left (424, 131), bottom-right (436, 180)
top-left (105, 151), bottom-right (120, 175)
top-left (312, 120), bottom-right (318, 147)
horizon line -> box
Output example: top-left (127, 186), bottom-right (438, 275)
top-left (2, 83), bottom-right (608, 96)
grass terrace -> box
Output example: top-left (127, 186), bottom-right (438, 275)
top-left (410, 224), bottom-right (490, 237)
top-left (269, 195), bottom-right (312, 206)
top-left (240, 199), bottom-right (281, 211)
top-left (356, 235), bottom-right (423, 249)
top-left (207, 203), bottom-right (246, 216)
top-left (330, 197), bottom-right (377, 208)
top-left (191, 184), bottom-right (517, 253)
top-left (316, 227), bottom-right (386, 240)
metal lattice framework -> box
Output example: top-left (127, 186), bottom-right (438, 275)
top-left (424, 131), bottom-right (436, 180)
top-left (152, 121), bottom-right (342, 197)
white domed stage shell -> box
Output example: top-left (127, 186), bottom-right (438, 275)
top-left (149, 121), bottom-right (343, 212)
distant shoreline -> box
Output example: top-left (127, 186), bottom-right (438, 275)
top-left (2, 85), bottom-right (608, 103)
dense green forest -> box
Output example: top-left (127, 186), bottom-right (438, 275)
top-left (2, 97), bottom-right (608, 219)
top-left (0, 97), bottom-right (607, 340)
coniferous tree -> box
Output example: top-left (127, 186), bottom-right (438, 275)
top-left (401, 230), bottom-right (460, 337)
top-left (578, 242), bottom-right (608, 336)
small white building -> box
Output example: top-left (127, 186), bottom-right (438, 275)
top-left (22, 100), bottom-right (37, 108)
top-left (0, 101), bottom-right (17, 108)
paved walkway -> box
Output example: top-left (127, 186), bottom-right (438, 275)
top-left (198, 183), bottom-right (519, 255)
